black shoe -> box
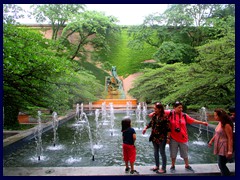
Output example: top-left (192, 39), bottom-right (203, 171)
top-left (185, 165), bottom-right (194, 172)
top-left (170, 166), bottom-right (175, 173)
top-left (130, 170), bottom-right (139, 175)
top-left (150, 167), bottom-right (159, 172)
top-left (125, 167), bottom-right (130, 173)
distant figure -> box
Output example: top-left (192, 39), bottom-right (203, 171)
top-left (228, 106), bottom-right (235, 150)
top-left (228, 106), bottom-right (235, 123)
top-left (121, 116), bottom-right (139, 175)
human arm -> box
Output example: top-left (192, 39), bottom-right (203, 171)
top-left (208, 134), bottom-right (216, 147)
top-left (225, 124), bottom-right (233, 158)
top-left (166, 132), bottom-right (171, 144)
top-left (142, 125), bottom-right (148, 134)
top-left (192, 119), bottom-right (208, 126)
top-left (142, 115), bottom-right (153, 134)
top-left (133, 133), bottom-right (136, 144)
top-left (166, 118), bottom-right (171, 144)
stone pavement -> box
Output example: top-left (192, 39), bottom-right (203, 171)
top-left (3, 163), bottom-right (235, 176)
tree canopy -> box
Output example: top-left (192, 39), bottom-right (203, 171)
top-left (31, 4), bottom-right (86, 40)
top-left (129, 4), bottom-right (235, 108)
top-left (3, 5), bottom-right (107, 128)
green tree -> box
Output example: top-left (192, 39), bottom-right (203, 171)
top-left (31, 4), bottom-right (86, 40)
top-left (3, 4), bottom-right (25, 24)
top-left (127, 4), bottom-right (230, 65)
top-left (129, 5), bottom-right (235, 108)
top-left (60, 10), bottom-right (119, 61)
top-left (153, 41), bottom-right (197, 64)
top-left (3, 23), bottom-right (104, 128)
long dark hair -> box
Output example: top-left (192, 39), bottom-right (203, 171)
top-left (121, 116), bottom-right (131, 132)
top-left (173, 101), bottom-right (183, 108)
top-left (214, 108), bottom-right (233, 129)
top-left (155, 102), bottom-right (165, 118)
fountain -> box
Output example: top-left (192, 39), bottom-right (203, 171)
top-left (142, 102), bottom-right (147, 128)
top-left (74, 103), bottom-right (95, 161)
top-left (126, 101), bottom-right (130, 116)
top-left (105, 66), bottom-right (125, 99)
top-left (166, 104), bottom-right (170, 110)
top-left (35, 111), bottom-right (43, 161)
top-left (101, 102), bottom-right (109, 126)
top-left (135, 103), bottom-right (146, 129)
top-left (94, 109), bottom-right (102, 146)
top-left (109, 102), bottom-right (115, 136)
top-left (88, 102), bottom-right (93, 116)
top-left (4, 105), bottom-right (218, 168)
top-left (52, 111), bottom-right (59, 147)
top-left (194, 107), bottom-right (209, 141)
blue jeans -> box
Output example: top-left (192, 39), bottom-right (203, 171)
top-left (218, 155), bottom-right (230, 176)
top-left (152, 139), bottom-right (167, 170)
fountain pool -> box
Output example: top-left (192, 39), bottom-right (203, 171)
top-left (3, 113), bottom-right (216, 167)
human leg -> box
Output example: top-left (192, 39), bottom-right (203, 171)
top-left (169, 139), bottom-right (178, 168)
top-left (123, 144), bottom-right (130, 172)
top-left (159, 139), bottom-right (167, 171)
top-left (218, 155), bottom-right (231, 176)
top-left (152, 142), bottom-right (160, 169)
top-left (179, 142), bottom-right (194, 172)
top-left (128, 144), bottom-right (136, 172)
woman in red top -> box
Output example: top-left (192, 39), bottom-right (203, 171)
top-left (166, 101), bottom-right (208, 173)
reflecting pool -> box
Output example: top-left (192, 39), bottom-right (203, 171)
top-left (3, 113), bottom-right (216, 167)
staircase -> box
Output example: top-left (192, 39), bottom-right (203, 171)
top-left (91, 99), bottom-right (137, 110)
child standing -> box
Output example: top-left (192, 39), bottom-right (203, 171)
top-left (121, 116), bottom-right (139, 175)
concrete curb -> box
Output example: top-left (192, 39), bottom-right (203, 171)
top-left (3, 163), bottom-right (235, 176)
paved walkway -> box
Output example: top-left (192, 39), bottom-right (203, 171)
top-left (4, 163), bottom-right (235, 176)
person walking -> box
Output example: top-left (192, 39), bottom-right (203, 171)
top-left (121, 116), bottom-right (139, 175)
top-left (165, 101), bottom-right (208, 173)
top-left (208, 108), bottom-right (234, 176)
top-left (142, 102), bottom-right (171, 174)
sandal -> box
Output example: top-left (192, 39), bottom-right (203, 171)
top-left (156, 169), bottom-right (166, 174)
top-left (150, 167), bottom-right (159, 172)
top-left (130, 170), bottom-right (139, 175)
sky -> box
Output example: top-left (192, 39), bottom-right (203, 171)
top-left (16, 4), bottom-right (169, 25)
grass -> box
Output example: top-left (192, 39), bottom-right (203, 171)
top-left (81, 61), bottom-right (109, 85)
top-left (101, 29), bottom-right (158, 77)
top-left (4, 124), bottom-right (36, 131)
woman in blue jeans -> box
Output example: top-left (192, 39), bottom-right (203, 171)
top-left (142, 102), bottom-right (171, 174)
